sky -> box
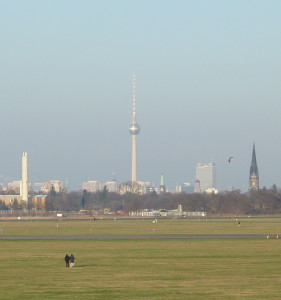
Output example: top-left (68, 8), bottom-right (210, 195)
top-left (0, 0), bottom-right (281, 192)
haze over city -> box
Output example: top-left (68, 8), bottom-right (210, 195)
top-left (1, 1), bottom-right (281, 192)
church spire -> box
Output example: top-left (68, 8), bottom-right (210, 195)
top-left (249, 143), bottom-right (259, 190)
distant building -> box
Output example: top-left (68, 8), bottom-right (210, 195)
top-left (32, 183), bottom-right (44, 193)
top-left (8, 181), bottom-right (33, 194)
top-left (82, 181), bottom-right (102, 193)
top-left (82, 180), bottom-right (118, 193)
top-left (205, 188), bottom-right (219, 195)
top-left (249, 143), bottom-right (259, 190)
top-left (119, 181), bottom-right (157, 195)
top-left (41, 180), bottom-right (64, 193)
top-left (82, 179), bottom-right (157, 195)
top-left (0, 194), bottom-right (46, 211)
top-left (196, 163), bottom-right (215, 193)
top-left (138, 181), bottom-right (157, 194)
top-left (7, 181), bottom-right (21, 193)
top-left (194, 179), bottom-right (201, 194)
top-left (119, 182), bottom-right (142, 195)
top-left (104, 181), bottom-right (119, 193)
top-left (0, 153), bottom-right (46, 211)
top-left (0, 184), bottom-right (5, 191)
top-left (129, 205), bottom-right (186, 217)
top-left (176, 182), bottom-right (194, 193)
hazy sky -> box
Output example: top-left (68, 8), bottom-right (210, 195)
top-left (1, 0), bottom-right (281, 191)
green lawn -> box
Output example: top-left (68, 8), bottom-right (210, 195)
top-left (0, 217), bottom-right (281, 236)
top-left (1, 218), bottom-right (281, 299)
top-left (1, 239), bottom-right (281, 299)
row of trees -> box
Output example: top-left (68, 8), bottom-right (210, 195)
top-left (42, 186), bottom-right (281, 215)
top-left (1, 186), bottom-right (280, 215)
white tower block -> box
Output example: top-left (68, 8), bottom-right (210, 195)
top-left (21, 152), bottom-right (28, 203)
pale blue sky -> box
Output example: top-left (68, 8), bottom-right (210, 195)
top-left (0, 0), bottom-right (281, 191)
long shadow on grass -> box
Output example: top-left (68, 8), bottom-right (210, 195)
top-left (76, 264), bottom-right (97, 267)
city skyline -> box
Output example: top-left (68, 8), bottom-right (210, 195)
top-left (0, 147), bottom-right (259, 194)
top-left (1, 1), bottom-right (281, 191)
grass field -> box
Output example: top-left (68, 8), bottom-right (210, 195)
top-left (1, 217), bottom-right (281, 236)
top-left (1, 218), bottom-right (281, 299)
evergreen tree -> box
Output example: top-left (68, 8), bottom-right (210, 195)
top-left (81, 189), bottom-right (88, 209)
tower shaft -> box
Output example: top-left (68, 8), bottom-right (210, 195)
top-left (131, 135), bottom-right (137, 182)
top-left (21, 152), bottom-right (28, 202)
top-left (160, 173), bottom-right (165, 194)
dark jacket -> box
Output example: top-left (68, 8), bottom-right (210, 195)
top-left (69, 254), bottom-right (75, 263)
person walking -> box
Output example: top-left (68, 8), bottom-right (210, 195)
top-left (64, 254), bottom-right (70, 267)
top-left (69, 254), bottom-right (75, 268)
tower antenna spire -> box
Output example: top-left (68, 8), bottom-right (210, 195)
top-left (129, 73), bottom-right (140, 183)
top-left (133, 73), bottom-right (136, 116)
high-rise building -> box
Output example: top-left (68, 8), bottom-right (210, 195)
top-left (105, 181), bottom-right (119, 193)
top-left (82, 181), bottom-right (102, 193)
top-left (129, 73), bottom-right (140, 183)
top-left (41, 180), bottom-right (64, 193)
top-left (196, 163), bottom-right (215, 193)
top-left (249, 143), bottom-right (259, 190)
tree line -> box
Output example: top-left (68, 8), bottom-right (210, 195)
top-left (1, 186), bottom-right (281, 215)
top-left (44, 186), bottom-right (281, 215)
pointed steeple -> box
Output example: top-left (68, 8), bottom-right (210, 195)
top-left (249, 143), bottom-right (259, 190)
top-left (250, 143), bottom-right (259, 176)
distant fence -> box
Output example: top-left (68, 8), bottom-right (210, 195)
top-left (0, 210), bottom-right (58, 217)
top-left (0, 210), bottom-right (46, 216)
top-left (0, 210), bottom-right (87, 217)
top-left (186, 212), bottom-right (206, 217)
top-left (129, 211), bottom-right (207, 217)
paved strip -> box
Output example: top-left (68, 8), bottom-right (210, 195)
top-left (0, 234), bottom-right (270, 240)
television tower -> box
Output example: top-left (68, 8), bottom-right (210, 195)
top-left (129, 73), bottom-right (140, 183)
top-left (160, 173), bottom-right (166, 194)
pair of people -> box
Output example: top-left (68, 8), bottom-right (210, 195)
top-left (64, 254), bottom-right (75, 268)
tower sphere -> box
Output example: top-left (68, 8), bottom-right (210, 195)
top-left (129, 122), bottom-right (140, 135)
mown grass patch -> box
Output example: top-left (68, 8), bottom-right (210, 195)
top-left (1, 238), bottom-right (281, 299)
top-left (0, 217), bottom-right (281, 236)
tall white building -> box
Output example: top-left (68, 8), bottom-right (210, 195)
top-left (196, 163), bottom-right (215, 193)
